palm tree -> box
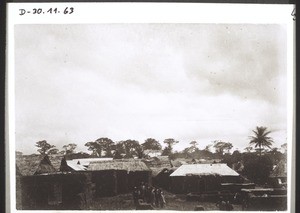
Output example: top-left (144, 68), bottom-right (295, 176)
top-left (249, 126), bottom-right (274, 156)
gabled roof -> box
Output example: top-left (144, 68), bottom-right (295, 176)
top-left (170, 163), bottom-right (239, 177)
top-left (16, 154), bottom-right (56, 176)
top-left (87, 159), bottom-right (150, 172)
top-left (48, 154), bottom-right (64, 171)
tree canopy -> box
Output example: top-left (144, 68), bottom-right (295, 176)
top-left (249, 126), bottom-right (274, 156)
top-left (163, 138), bottom-right (178, 150)
top-left (141, 138), bottom-right (162, 150)
top-left (62, 143), bottom-right (77, 155)
top-left (85, 137), bottom-right (115, 157)
top-left (213, 141), bottom-right (233, 155)
top-left (35, 140), bottom-right (56, 155)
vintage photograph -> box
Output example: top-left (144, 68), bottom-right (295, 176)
top-left (13, 22), bottom-right (290, 211)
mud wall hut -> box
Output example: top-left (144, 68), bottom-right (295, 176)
top-left (87, 159), bottom-right (151, 197)
top-left (16, 154), bottom-right (94, 210)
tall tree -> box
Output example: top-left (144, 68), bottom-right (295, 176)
top-left (244, 146), bottom-right (254, 153)
top-left (163, 138), bottom-right (179, 152)
top-left (249, 126), bottom-right (274, 156)
top-left (95, 138), bottom-right (115, 157)
top-left (114, 141), bottom-right (126, 157)
top-left (85, 138), bottom-right (115, 157)
top-left (35, 140), bottom-right (56, 155)
top-left (85, 141), bottom-right (102, 157)
top-left (141, 138), bottom-right (162, 150)
top-left (190, 141), bottom-right (198, 149)
top-left (213, 141), bottom-right (233, 155)
top-left (122, 140), bottom-right (142, 158)
top-left (62, 143), bottom-right (77, 155)
top-left (243, 155), bottom-right (273, 184)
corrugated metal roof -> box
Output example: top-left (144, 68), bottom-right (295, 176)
top-left (64, 158), bottom-right (113, 171)
top-left (170, 163), bottom-right (239, 177)
top-left (69, 158), bottom-right (113, 167)
top-left (66, 160), bottom-right (87, 171)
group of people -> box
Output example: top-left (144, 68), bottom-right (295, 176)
top-left (216, 196), bottom-right (234, 211)
top-left (132, 182), bottom-right (166, 208)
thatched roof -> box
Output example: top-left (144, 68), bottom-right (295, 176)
top-left (48, 154), bottom-right (64, 171)
top-left (16, 154), bottom-right (56, 176)
top-left (87, 159), bottom-right (150, 172)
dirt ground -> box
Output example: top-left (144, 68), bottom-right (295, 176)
top-left (89, 191), bottom-right (243, 211)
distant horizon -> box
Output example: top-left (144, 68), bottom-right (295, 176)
top-left (15, 24), bottom-right (287, 155)
top-left (15, 133), bottom-right (287, 155)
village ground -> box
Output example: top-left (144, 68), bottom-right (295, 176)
top-left (89, 190), bottom-right (243, 211)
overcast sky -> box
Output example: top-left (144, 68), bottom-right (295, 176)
top-left (14, 24), bottom-right (287, 154)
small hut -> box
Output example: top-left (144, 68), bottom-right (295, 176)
top-left (169, 163), bottom-right (241, 194)
top-left (269, 160), bottom-right (287, 188)
top-left (153, 168), bottom-right (176, 190)
top-left (87, 159), bottom-right (151, 197)
top-left (15, 154), bottom-right (94, 210)
top-left (16, 154), bottom-right (56, 176)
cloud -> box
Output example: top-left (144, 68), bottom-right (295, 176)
top-left (14, 24), bottom-right (287, 154)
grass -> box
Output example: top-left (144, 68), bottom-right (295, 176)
top-left (89, 190), bottom-right (243, 211)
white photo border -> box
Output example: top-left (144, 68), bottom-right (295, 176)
top-left (7, 3), bottom-right (295, 213)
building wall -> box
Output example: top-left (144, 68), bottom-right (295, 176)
top-left (20, 173), bottom-right (93, 210)
top-left (171, 175), bottom-right (240, 194)
top-left (92, 170), bottom-right (118, 197)
top-left (16, 175), bottom-right (22, 210)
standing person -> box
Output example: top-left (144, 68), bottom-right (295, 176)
top-left (159, 190), bottom-right (166, 208)
top-left (140, 182), bottom-right (146, 201)
top-left (145, 186), bottom-right (152, 203)
top-left (216, 196), bottom-right (227, 210)
top-left (132, 187), bottom-right (140, 207)
top-left (155, 189), bottom-right (161, 208)
top-left (150, 187), bottom-right (156, 207)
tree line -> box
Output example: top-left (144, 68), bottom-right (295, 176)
top-left (15, 126), bottom-right (288, 185)
top-left (17, 126), bottom-right (287, 160)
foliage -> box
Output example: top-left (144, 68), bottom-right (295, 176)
top-left (47, 148), bottom-right (59, 155)
top-left (35, 140), bottom-right (56, 155)
top-left (243, 155), bottom-right (273, 184)
top-left (213, 141), bottom-right (233, 156)
top-left (281, 143), bottom-right (287, 153)
top-left (141, 138), bottom-right (162, 150)
top-left (161, 146), bottom-right (172, 156)
top-left (62, 143), bottom-right (77, 155)
top-left (114, 141), bottom-right (126, 158)
top-left (163, 138), bottom-right (179, 152)
top-left (67, 152), bottom-right (91, 159)
top-left (96, 138), bottom-right (115, 157)
top-left (85, 138), bottom-right (115, 157)
top-left (189, 141), bottom-right (198, 148)
top-left (122, 140), bottom-right (143, 158)
top-left (267, 148), bottom-right (284, 164)
top-left (85, 141), bottom-right (102, 157)
top-left (249, 126), bottom-right (274, 156)
top-left (244, 146), bottom-right (254, 153)
top-left (221, 150), bottom-right (241, 167)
